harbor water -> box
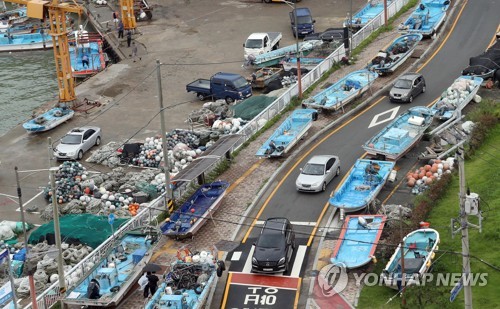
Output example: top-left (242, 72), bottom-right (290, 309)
top-left (0, 50), bottom-right (59, 137)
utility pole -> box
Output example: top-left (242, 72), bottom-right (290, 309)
top-left (457, 146), bottom-right (473, 308)
top-left (384, 0), bottom-right (388, 25)
top-left (3, 249), bottom-right (18, 309)
top-left (50, 167), bottom-right (66, 294)
top-left (15, 167), bottom-right (38, 309)
top-left (156, 59), bottom-right (172, 200)
top-left (399, 205), bottom-right (406, 306)
top-left (349, 0), bottom-right (353, 55)
top-left (292, 1), bottom-right (302, 98)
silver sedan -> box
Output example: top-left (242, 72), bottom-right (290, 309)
top-left (54, 127), bottom-right (102, 160)
top-left (296, 155), bottom-right (341, 192)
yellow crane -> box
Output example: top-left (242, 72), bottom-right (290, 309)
top-left (5, 0), bottom-right (82, 103)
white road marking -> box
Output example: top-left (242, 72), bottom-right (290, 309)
top-left (291, 245), bottom-right (307, 277)
top-left (15, 191), bottom-right (44, 213)
top-left (255, 221), bottom-right (318, 227)
top-left (368, 106), bottom-right (400, 128)
top-left (242, 245), bottom-right (255, 273)
top-left (231, 251), bottom-right (242, 261)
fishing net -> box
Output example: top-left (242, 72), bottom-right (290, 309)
top-left (231, 95), bottom-right (277, 120)
top-left (28, 214), bottom-right (129, 249)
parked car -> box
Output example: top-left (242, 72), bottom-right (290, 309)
top-left (289, 7), bottom-right (315, 37)
top-left (252, 217), bottom-right (295, 274)
top-left (296, 155), bottom-right (340, 192)
top-left (54, 127), bottom-right (101, 160)
top-left (389, 73), bottom-right (426, 103)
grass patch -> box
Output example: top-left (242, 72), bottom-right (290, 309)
top-left (358, 103), bottom-right (500, 308)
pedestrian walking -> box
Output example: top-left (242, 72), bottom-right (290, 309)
top-left (118, 21), bottom-right (124, 39)
top-left (126, 30), bottom-right (132, 47)
top-left (112, 11), bottom-right (119, 28)
top-left (143, 271), bottom-right (159, 298)
top-left (131, 42), bottom-right (141, 62)
top-left (82, 54), bottom-right (89, 68)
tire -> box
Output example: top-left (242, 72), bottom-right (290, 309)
top-left (145, 11), bottom-right (153, 20)
top-left (336, 166), bottom-right (340, 176)
top-left (197, 93), bottom-right (204, 101)
top-left (225, 97), bottom-right (234, 104)
top-left (95, 136), bottom-right (101, 146)
top-left (422, 85), bottom-right (426, 93)
top-left (321, 182), bottom-right (326, 192)
top-left (311, 111), bottom-right (318, 121)
top-left (77, 150), bottom-right (83, 160)
top-left (408, 95), bottom-right (413, 103)
top-left (264, 0), bottom-right (271, 3)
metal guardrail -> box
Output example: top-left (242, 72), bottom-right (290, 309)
top-left (24, 0), bottom-right (411, 307)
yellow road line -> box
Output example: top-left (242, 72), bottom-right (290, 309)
top-left (226, 160), bottom-right (263, 194)
top-left (488, 24), bottom-right (500, 48)
top-left (294, 277), bottom-right (303, 309)
top-left (151, 239), bottom-right (175, 261)
top-left (220, 272), bottom-right (233, 309)
top-left (417, 0), bottom-right (469, 72)
top-left (243, 96), bottom-right (387, 244)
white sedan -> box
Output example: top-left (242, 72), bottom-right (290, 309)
top-left (296, 155), bottom-right (341, 192)
top-left (54, 127), bottom-right (102, 160)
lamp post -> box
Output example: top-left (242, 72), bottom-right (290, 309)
top-left (284, 0), bottom-right (302, 98)
top-left (156, 59), bottom-right (172, 200)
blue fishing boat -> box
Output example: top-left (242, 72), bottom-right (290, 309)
top-left (0, 7), bottom-right (29, 25)
top-left (0, 32), bottom-right (52, 52)
top-left (302, 69), bottom-right (378, 111)
top-left (22, 107), bottom-right (75, 133)
top-left (344, 0), bottom-right (394, 29)
top-left (329, 159), bottom-right (395, 213)
top-left (160, 181), bottom-right (230, 239)
top-left (252, 40), bottom-right (323, 68)
top-left (330, 215), bottom-right (386, 268)
top-left (398, 0), bottom-right (450, 36)
top-left (381, 227), bottom-right (440, 289)
top-left (62, 229), bottom-right (162, 307)
top-left (145, 247), bottom-right (224, 309)
top-left (69, 31), bottom-right (106, 78)
top-left (430, 76), bottom-right (483, 120)
top-left (281, 57), bottom-right (324, 72)
top-left (363, 106), bottom-right (434, 161)
top-left (368, 33), bottom-right (423, 75)
top-left (256, 109), bottom-right (318, 158)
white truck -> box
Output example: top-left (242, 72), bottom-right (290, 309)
top-left (243, 32), bottom-right (282, 60)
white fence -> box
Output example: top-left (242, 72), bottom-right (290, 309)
top-left (24, 0), bottom-right (411, 307)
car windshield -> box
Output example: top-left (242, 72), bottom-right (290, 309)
top-left (302, 163), bottom-right (325, 175)
top-left (245, 39), bottom-right (263, 48)
top-left (233, 77), bottom-right (249, 89)
top-left (394, 79), bottom-right (412, 89)
top-left (297, 16), bottom-right (313, 24)
top-left (257, 232), bottom-right (285, 249)
top-left (61, 134), bottom-right (81, 144)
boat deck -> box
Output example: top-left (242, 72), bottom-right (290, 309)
top-left (66, 235), bottom-right (150, 302)
top-left (331, 215), bottom-right (386, 268)
top-left (0, 32), bottom-right (51, 45)
top-left (70, 41), bottom-right (105, 74)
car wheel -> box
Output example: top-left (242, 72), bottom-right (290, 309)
top-left (197, 93), bottom-right (204, 101)
top-left (422, 85), bottom-right (426, 93)
top-left (408, 95), bottom-right (413, 103)
top-left (95, 136), bottom-right (101, 146)
top-left (225, 97), bottom-right (234, 104)
top-left (77, 150), bottom-right (84, 160)
top-left (321, 182), bottom-right (326, 192)
top-left (336, 166), bottom-right (341, 176)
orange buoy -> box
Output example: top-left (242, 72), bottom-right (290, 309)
top-left (426, 171), bottom-right (433, 177)
top-left (424, 165), bottom-right (431, 171)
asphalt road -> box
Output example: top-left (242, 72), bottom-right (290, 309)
top-left (224, 0), bottom-right (500, 307)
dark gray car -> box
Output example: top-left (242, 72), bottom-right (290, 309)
top-left (389, 73), bottom-right (426, 103)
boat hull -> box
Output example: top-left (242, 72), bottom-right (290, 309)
top-left (399, 1), bottom-right (449, 36)
top-left (329, 159), bottom-right (395, 213)
top-left (330, 215), bottom-right (386, 268)
top-left (368, 33), bottom-right (423, 75)
top-left (303, 70), bottom-right (378, 111)
top-left (160, 181), bottom-right (229, 239)
top-left (430, 76), bottom-right (483, 120)
top-left (281, 57), bottom-right (324, 72)
top-left (256, 109), bottom-right (317, 157)
top-left (246, 67), bottom-right (282, 88)
top-left (22, 107), bottom-right (75, 133)
top-left (0, 33), bottom-right (53, 52)
top-left (344, 0), bottom-right (394, 29)
top-left (70, 37), bottom-right (106, 78)
top-left (362, 106), bottom-right (434, 161)
top-left (381, 228), bottom-right (440, 289)
top-left (253, 40), bottom-right (322, 68)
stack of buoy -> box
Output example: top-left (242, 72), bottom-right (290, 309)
top-left (128, 203), bottom-right (140, 216)
top-left (406, 157), bottom-right (455, 191)
top-left (438, 78), bottom-right (478, 107)
top-left (44, 162), bottom-right (89, 204)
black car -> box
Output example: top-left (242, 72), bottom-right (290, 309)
top-left (252, 217), bottom-right (295, 274)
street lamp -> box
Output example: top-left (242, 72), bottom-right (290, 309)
top-left (283, 0), bottom-right (302, 99)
